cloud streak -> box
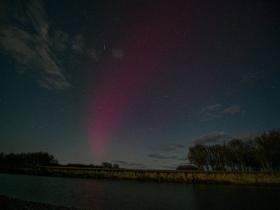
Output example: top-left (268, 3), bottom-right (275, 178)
top-left (200, 104), bottom-right (242, 121)
top-left (150, 144), bottom-right (185, 152)
top-left (148, 153), bottom-right (180, 160)
top-left (222, 105), bottom-right (241, 115)
top-left (111, 48), bottom-right (124, 60)
top-left (0, 0), bottom-right (71, 89)
top-left (148, 143), bottom-right (186, 161)
top-left (241, 71), bottom-right (264, 83)
top-left (192, 131), bottom-right (230, 145)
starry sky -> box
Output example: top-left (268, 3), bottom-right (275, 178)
top-left (0, 0), bottom-right (280, 169)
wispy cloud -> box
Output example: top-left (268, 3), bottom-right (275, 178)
top-left (148, 143), bottom-right (186, 161)
top-left (191, 131), bottom-right (230, 145)
top-left (200, 104), bottom-right (242, 121)
top-left (87, 48), bottom-right (101, 62)
top-left (200, 104), bottom-right (223, 114)
top-left (0, 0), bottom-right (71, 89)
top-left (72, 34), bottom-right (84, 54)
top-left (52, 31), bottom-right (70, 52)
top-left (150, 144), bottom-right (185, 152)
top-left (222, 105), bottom-right (241, 115)
top-left (111, 48), bottom-right (124, 60)
top-left (148, 153), bottom-right (179, 160)
top-left (241, 71), bottom-right (264, 83)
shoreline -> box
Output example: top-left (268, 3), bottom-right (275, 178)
top-left (1, 167), bottom-right (280, 186)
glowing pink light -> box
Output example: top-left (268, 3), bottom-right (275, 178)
top-left (86, 2), bottom-right (186, 159)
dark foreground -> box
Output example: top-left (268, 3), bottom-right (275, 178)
top-left (1, 174), bottom-right (280, 210)
top-left (0, 195), bottom-right (83, 210)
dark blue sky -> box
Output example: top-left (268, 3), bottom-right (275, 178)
top-left (0, 0), bottom-right (280, 169)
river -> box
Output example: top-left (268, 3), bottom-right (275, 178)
top-left (0, 173), bottom-right (279, 210)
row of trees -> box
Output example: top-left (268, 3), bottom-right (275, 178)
top-left (66, 162), bottom-right (120, 169)
top-left (0, 152), bottom-right (120, 170)
top-left (0, 152), bottom-right (58, 169)
top-left (188, 130), bottom-right (280, 171)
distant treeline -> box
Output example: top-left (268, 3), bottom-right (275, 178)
top-left (66, 162), bottom-right (120, 169)
top-left (188, 130), bottom-right (280, 171)
top-left (0, 152), bottom-right (120, 170)
top-left (0, 152), bottom-right (58, 169)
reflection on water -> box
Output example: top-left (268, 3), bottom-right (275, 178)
top-left (0, 174), bottom-right (279, 210)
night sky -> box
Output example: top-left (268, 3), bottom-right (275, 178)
top-left (0, 0), bottom-right (280, 169)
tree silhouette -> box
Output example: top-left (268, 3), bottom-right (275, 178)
top-left (187, 130), bottom-right (280, 171)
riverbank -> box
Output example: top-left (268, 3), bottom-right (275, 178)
top-left (0, 195), bottom-right (85, 210)
top-left (1, 166), bottom-right (280, 186)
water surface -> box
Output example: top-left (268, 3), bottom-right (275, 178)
top-left (0, 173), bottom-right (279, 210)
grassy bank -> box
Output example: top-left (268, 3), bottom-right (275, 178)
top-left (1, 166), bottom-right (280, 186)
